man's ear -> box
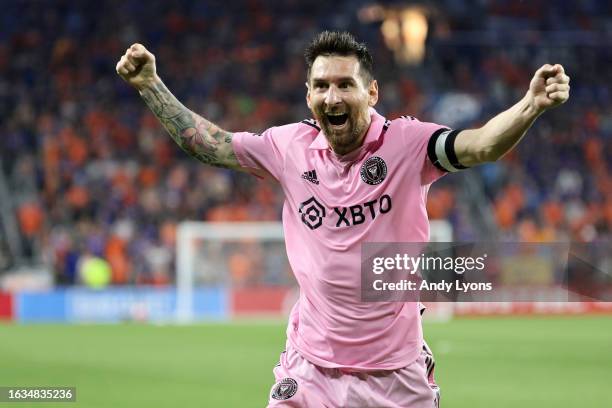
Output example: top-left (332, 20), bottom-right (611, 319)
top-left (368, 79), bottom-right (379, 107)
top-left (305, 82), bottom-right (312, 109)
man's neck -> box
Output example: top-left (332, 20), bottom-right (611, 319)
top-left (329, 119), bottom-right (371, 156)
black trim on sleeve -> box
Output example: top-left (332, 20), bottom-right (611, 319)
top-left (301, 119), bottom-right (321, 131)
top-left (444, 129), bottom-right (469, 170)
top-left (383, 119), bottom-right (391, 131)
top-left (427, 128), bottom-right (451, 172)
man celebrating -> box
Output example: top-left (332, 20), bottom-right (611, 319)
top-left (116, 31), bottom-right (569, 407)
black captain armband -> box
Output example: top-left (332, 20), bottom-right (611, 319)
top-left (427, 128), bottom-right (469, 172)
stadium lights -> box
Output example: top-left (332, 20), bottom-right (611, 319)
top-left (359, 4), bottom-right (429, 65)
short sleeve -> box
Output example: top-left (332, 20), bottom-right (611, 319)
top-left (398, 117), bottom-right (468, 185)
top-left (232, 127), bottom-right (286, 182)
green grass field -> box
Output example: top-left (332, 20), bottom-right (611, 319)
top-left (1, 316), bottom-right (611, 407)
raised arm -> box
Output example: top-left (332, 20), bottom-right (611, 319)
top-left (116, 43), bottom-right (242, 170)
top-left (452, 64), bottom-right (570, 167)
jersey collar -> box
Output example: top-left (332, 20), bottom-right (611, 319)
top-left (308, 107), bottom-right (387, 151)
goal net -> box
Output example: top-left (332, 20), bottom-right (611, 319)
top-left (175, 220), bottom-right (453, 322)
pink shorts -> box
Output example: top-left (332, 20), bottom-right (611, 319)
top-left (267, 342), bottom-right (440, 408)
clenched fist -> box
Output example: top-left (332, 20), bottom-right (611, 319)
top-left (116, 43), bottom-right (158, 90)
top-left (528, 64), bottom-right (570, 113)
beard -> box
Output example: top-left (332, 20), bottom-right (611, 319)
top-left (313, 105), bottom-right (369, 154)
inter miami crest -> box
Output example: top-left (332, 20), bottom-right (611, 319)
top-left (271, 377), bottom-right (298, 400)
top-left (360, 156), bottom-right (387, 185)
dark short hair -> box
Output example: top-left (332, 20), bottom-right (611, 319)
top-left (304, 31), bottom-right (374, 84)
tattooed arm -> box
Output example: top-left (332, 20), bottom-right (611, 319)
top-left (139, 80), bottom-right (240, 169)
top-left (116, 43), bottom-right (241, 170)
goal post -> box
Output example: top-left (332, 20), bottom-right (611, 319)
top-left (175, 220), bottom-right (452, 322)
top-left (176, 222), bottom-right (285, 322)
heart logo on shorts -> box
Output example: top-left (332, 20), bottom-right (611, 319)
top-left (271, 377), bottom-right (298, 400)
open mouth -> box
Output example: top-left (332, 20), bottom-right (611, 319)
top-left (326, 113), bottom-right (348, 126)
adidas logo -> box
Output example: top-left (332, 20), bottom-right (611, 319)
top-left (301, 169), bottom-right (319, 185)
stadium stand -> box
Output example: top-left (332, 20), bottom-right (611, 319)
top-left (0, 0), bottom-right (610, 286)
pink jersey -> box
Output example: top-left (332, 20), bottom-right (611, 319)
top-left (232, 108), bottom-right (449, 371)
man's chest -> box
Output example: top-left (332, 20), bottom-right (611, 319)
top-left (281, 146), bottom-right (418, 231)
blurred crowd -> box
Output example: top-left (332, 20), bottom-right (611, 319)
top-left (1, 0), bottom-right (610, 285)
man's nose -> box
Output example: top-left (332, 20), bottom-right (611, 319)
top-left (324, 86), bottom-right (341, 106)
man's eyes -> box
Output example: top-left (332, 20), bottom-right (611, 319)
top-left (313, 82), bottom-right (353, 89)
